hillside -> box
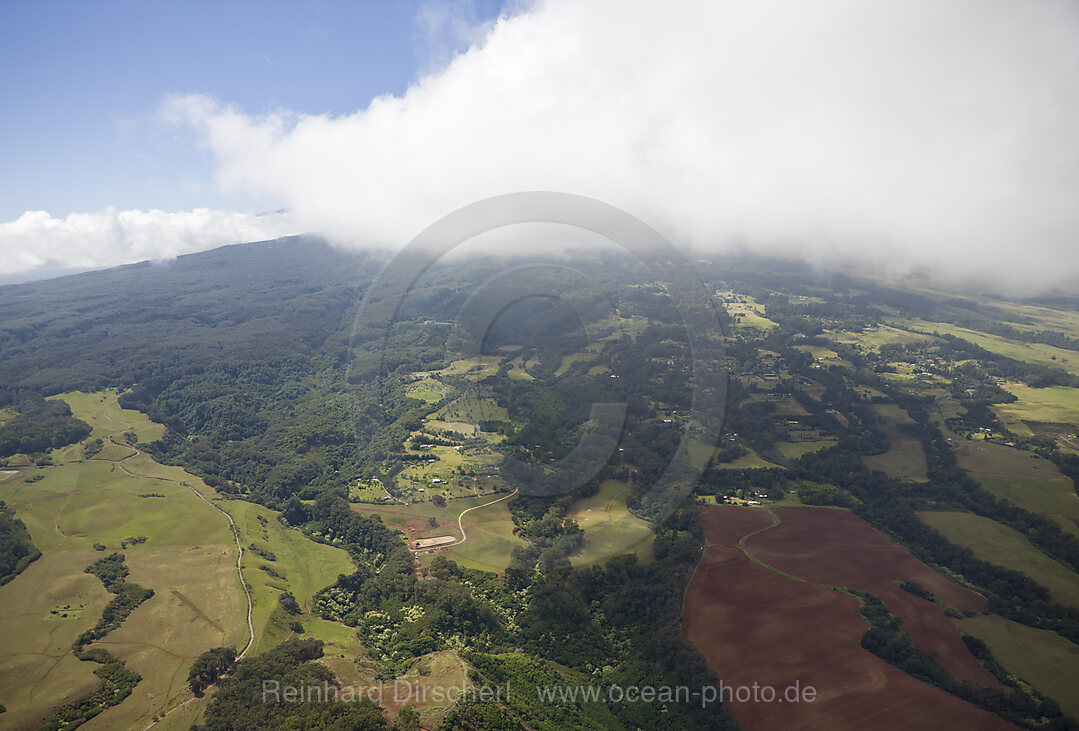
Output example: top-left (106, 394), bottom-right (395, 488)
top-left (1, 239), bottom-right (1079, 729)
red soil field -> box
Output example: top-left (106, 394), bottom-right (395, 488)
top-left (683, 506), bottom-right (1013, 730)
top-left (746, 507), bottom-right (1000, 688)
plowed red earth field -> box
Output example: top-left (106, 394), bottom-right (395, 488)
top-left (748, 507), bottom-right (999, 688)
top-left (683, 506), bottom-right (1013, 730)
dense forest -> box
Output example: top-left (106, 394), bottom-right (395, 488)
top-left (0, 500), bottom-right (39, 584)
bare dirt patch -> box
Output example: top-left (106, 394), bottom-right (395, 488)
top-left (746, 507), bottom-right (999, 688)
top-left (683, 506), bottom-right (1011, 730)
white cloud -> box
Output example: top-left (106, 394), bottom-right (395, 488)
top-left (163, 0), bottom-right (1079, 293)
top-left (0, 208), bottom-right (298, 277)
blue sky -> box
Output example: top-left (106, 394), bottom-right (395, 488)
top-left (0, 0), bottom-right (502, 220)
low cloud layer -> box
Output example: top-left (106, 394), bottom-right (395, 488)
top-left (165, 0), bottom-right (1079, 293)
top-left (5, 0), bottom-right (1078, 293)
top-left (0, 208), bottom-right (297, 280)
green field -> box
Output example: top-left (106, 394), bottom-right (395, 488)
top-left (225, 500), bottom-right (355, 653)
top-left (828, 324), bottom-right (942, 351)
top-left (0, 391), bottom-right (358, 728)
top-left (0, 550), bottom-right (111, 729)
top-left (954, 439), bottom-right (1079, 535)
top-left (0, 392), bottom-right (246, 728)
top-left (893, 317), bottom-right (1079, 374)
top-left (350, 478), bottom-right (392, 503)
top-left (975, 475), bottom-right (1079, 537)
top-left (555, 350), bottom-right (601, 376)
top-left (776, 439), bottom-right (838, 460)
top-left (954, 614), bottom-right (1079, 720)
top-left (507, 356), bottom-right (534, 381)
top-left (994, 384), bottom-right (1079, 435)
top-left (918, 511), bottom-right (1079, 607)
top-left (861, 403), bottom-right (928, 480)
top-left (441, 494), bottom-right (524, 572)
top-left (565, 480), bottom-right (654, 566)
top-left (794, 345), bottom-right (838, 359)
top-left (715, 447), bottom-right (784, 470)
top-left (441, 396), bottom-right (509, 423)
top-left (434, 356), bottom-right (502, 380)
top-left (405, 377), bottom-right (452, 403)
top-left (353, 492), bottom-right (524, 572)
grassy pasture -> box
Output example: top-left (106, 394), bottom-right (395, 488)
top-left (776, 439), bottom-right (838, 460)
top-left (794, 344), bottom-right (838, 359)
top-left (592, 314), bottom-right (650, 341)
top-left (715, 448), bottom-right (784, 470)
top-left (918, 511), bottom-right (1079, 607)
top-left (0, 550), bottom-right (110, 729)
top-left (955, 438), bottom-right (1061, 477)
top-left (442, 396), bottom-right (508, 423)
top-left (953, 438), bottom-right (1079, 534)
top-left (353, 493), bottom-right (523, 572)
top-left (507, 356), bottom-right (534, 380)
top-left (565, 480), bottom-right (654, 567)
top-left (225, 500), bottom-right (355, 652)
top-left (959, 298), bottom-right (1079, 337)
top-left (994, 385), bottom-right (1079, 434)
top-left (404, 377), bottom-right (452, 403)
top-left (831, 324), bottom-right (942, 351)
top-left (380, 650), bottom-right (470, 728)
top-left (435, 356), bottom-right (501, 380)
top-left (954, 614), bottom-right (1079, 720)
top-left (717, 291), bottom-right (777, 331)
top-left (441, 496), bottom-right (524, 572)
top-left (893, 317), bottom-right (1079, 374)
top-left (0, 390), bottom-right (360, 727)
top-left (975, 475), bottom-right (1079, 537)
top-left (555, 351), bottom-right (601, 376)
top-left (50, 388), bottom-right (165, 444)
top-left (861, 404), bottom-right (928, 480)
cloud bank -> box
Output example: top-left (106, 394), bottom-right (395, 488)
top-left (163, 0), bottom-right (1079, 293)
top-left (4, 0), bottom-right (1077, 293)
top-left (0, 208), bottom-right (298, 280)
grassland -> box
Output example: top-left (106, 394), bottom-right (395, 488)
top-left (0, 390), bottom-right (356, 728)
top-left (715, 448), bottom-right (784, 470)
top-left (918, 511), bottom-right (1079, 607)
top-left (565, 480), bottom-right (654, 566)
top-left (954, 614), bottom-right (1079, 720)
top-left (794, 344), bottom-right (839, 359)
top-left (225, 500), bottom-right (355, 652)
top-left (555, 350), bottom-right (601, 376)
top-left (892, 317), bottom-right (1079, 374)
top-left (433, 356), bottom-right (502, 380)
top-left (976, 475), bottom-right (1079, 537)
top-left (776, 439), bottom-right (838, 460)
top-left (827, 324), bottom-right (942, 351)
top-left (404, 377), bottom-right (452, 403)
top-left (994, 384), bottom-right (1079, 434)
top-left (350, 491), bottom-right (524, 572)
top-left (441, 396), bottom-right (509, 424)
top-left (506, 356), bottom-right (534, 380)
top-left (718, 292), bottom-right (777, 330)
top-left (954, 439), bottom-right (1079, 535)
top-left (861, 403), bottom-right (928, 480)
top-left (0, 550), bottom-right (111, 729)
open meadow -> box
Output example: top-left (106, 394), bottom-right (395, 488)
top-left (0, 391), bottom-right (356, 728)
top-left (917, 511), bottom-right (1079, 607)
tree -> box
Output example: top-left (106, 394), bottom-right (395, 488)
top-left (188, 646), bottom-right (237, 696)
top-left (392, 705), bottom-right (420, 731)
